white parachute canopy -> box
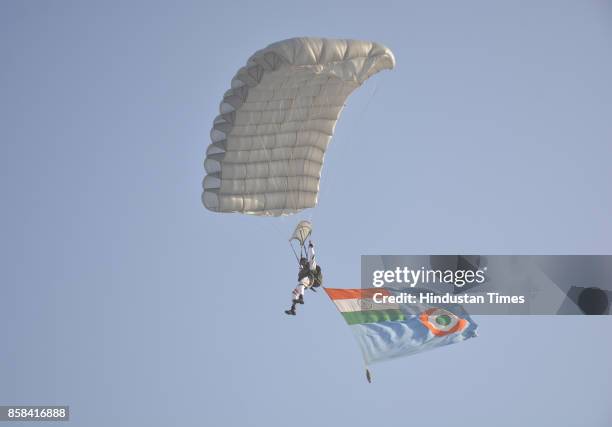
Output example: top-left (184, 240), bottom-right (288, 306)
top-left (289, 220), bottom-right (312, 246)
top-left (203, 37), bottom-right (395, 216)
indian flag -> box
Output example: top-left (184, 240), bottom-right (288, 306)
top-left (324, 288), bottom-right (404, 325)
top-left (325, 287), bottom-right (478, 366)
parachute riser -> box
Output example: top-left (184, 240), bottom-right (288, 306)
top-left (289, 241), bottom-right (300, 264)
top-left (289, 239), bottom-right (309, 265)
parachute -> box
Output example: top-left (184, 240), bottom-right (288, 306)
top-left (289, 220), bottom-right (312, 246)
top-left (288, 220), bottom-right (312, 262)
top-left (202, 37), bottom-right (395, 216)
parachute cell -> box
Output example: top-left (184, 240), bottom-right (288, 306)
top-left (202, 37), bottom-right (395, 216)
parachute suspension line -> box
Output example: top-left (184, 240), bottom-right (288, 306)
top-left (250, 69), bottom-right (312, 217)
top-left (319, 79), bottom-right (380, 220)
top-left (305, 75), bottom-right (332, 216)
top-left (303, 74), bottom-right (335, 222)
top-left (233, 97), bottom-right (280, 236)
top-left (264, 69), bottom-right (307, 217)
top-left (279, 70), bottom-right (297, 217)
top-left (285, 75), bottom-right (300, 217)
top-left (357, 80), bottom-right (379, 121)
top-left (285, 69), bottom-right (319, 216)
top-left (265, 216), bottom-right (285, 239)
top-left (302, 241), bottom-right (309, 259)
top-left (289, 240), bottom-right (300, 263)
top-left (238, 86), bottom-right (284, 240)
top-left (283, 68), bottom-right (336, 217)
top-left (247, 69), bottom-right (311, 219)
top-left (287, 72), bottom-right (337, 223)
top-left (248, 71), bottom-right (294, 217)
top-left (252, 84), bottom-right (281, 216)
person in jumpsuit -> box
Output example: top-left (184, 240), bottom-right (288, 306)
top-left (285, 241), bottom-right (317, 316)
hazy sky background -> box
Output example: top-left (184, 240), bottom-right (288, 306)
top-left (1, 1), bottom-right (611, 426)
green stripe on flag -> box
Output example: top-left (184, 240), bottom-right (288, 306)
top-left (341, 309), bottom-right (405, 325)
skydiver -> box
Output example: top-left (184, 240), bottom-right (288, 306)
top-left (285, 241), bottom-right (317, 316)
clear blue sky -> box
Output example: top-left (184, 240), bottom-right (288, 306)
top-left (1, 1), bottom-right (611, 426)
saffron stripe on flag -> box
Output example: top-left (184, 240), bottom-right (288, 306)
top-left (324, 288), bottom-right (390, 300)
top-left (341, 309), bottom-right (405, 325)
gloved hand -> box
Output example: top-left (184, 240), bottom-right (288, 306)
top-left (309, 241), bottom-right (314, 248)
